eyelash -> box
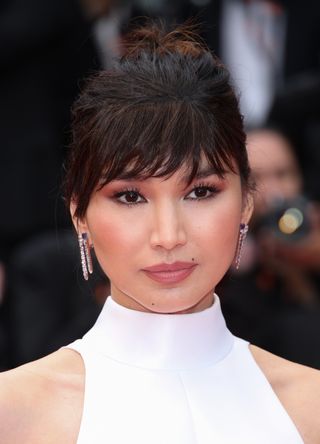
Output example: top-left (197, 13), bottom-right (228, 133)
top-left (112, 182), bottom-right (220, 206)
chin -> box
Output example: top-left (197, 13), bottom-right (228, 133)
top-left (144, 291), bottom-right (213, 315)
top-left (133, 294), bottom-right (195, 314)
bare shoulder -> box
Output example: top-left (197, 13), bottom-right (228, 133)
top-left (0, 348), bottom-right (84, 444)
top-left (250, 344), bottom-right (320, 444)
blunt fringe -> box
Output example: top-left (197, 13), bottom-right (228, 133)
top-left (65, 20), bottom-right (250, 219)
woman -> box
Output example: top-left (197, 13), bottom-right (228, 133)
top-left (1, 21), bottom-right (319, 443)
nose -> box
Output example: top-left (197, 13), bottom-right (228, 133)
top-left (150, 200), bottom-right (187, 251)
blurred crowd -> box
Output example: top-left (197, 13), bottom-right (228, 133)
top-left (0, 0), bottom-right (320, 370)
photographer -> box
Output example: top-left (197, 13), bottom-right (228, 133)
top-left (220, 128), bottom-right (320, 368)
top-left (248, 128), bottom-right (320, 304)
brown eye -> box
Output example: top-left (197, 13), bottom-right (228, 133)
top-left (186, 185), bottom-right (219, 200)
top-left (124, 191), bottom-right (139, 202)
top-left (114, 190), bottom-right (146, 205)
top-left (194, 187), bottom-right (208, 198)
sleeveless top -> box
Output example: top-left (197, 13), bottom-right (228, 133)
top-left (66, 295), bottom-right (304, 444)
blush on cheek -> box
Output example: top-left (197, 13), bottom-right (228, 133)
top-left (89, 214), bottom-right (143, 268)
top-left (206, 218), bottom-right (240, 264)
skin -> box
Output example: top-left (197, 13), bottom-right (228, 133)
top-left (75, 163), bottom-right (252, 314)
top-left (247, 129), bottom-right (302, 217)
top-left (0, 162), bottom-right (319, 443)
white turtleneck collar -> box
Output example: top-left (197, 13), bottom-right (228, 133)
top-left (83, 294), bottom-right (234, 371)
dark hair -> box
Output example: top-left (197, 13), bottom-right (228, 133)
top-left (65, 20), bottom-right (250, 220)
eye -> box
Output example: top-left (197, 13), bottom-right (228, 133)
top-left (113, 189), bottom-right (146, 205)
top-left (185, 184), bottom-right (219, 200)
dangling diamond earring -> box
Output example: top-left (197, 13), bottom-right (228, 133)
top-left (235, 223), bottom-right (248, 270)
top-left (78, 232), bottom-right (93, 280)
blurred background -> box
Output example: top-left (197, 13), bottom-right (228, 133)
top-left (0, 0), bottom-right (319, 370)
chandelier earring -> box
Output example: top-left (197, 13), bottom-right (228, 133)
top-left (235, 223), bottom-right (249, 270)
top-left (78, 232), bottom-right (93, 280)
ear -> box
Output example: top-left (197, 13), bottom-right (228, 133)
top-left (241, 192), bottom-right (254, 225)
top-left (70, 199), bottom-right (89, 235)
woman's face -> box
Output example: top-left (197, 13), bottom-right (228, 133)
top-left (74, 161), bottom-right (252, 314)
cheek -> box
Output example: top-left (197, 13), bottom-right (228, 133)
top-left (86, 205), bottom-right (146, 263)
top-left (189, 198), bottom-right (242, 262)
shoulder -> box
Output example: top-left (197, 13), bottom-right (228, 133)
top-left (0, 348), bottom-right (84, 444)
top-left (250, 344), bottom-right (320, 444)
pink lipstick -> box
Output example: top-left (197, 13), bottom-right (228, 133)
top-left (142, 261), bottom-right (197, 284)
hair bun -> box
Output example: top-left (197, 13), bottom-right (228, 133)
top-left (121, 19), bottom-right (208, 59)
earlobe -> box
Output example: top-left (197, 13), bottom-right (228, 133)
top-left (70, 200), bottom-right (89, 233)
top-left (69, 200), bottom-right (78, 230)
top-left (242, 192), bottom-right (254, 225)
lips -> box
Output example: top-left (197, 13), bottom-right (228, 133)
top-left (142, 261), bottom-right (197, 284)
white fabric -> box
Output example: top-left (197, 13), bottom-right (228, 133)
top-left (66, 295), bottom-right (304, 443)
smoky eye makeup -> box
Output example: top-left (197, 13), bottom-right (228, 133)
top-left (102, 173), bottom-right (227, 207)
top-left (111, 187), bottom-right (146, 206)
top-left (184, 181), bottom-right (222, 201)
top-left (109, 183), bottom-right (222, 206)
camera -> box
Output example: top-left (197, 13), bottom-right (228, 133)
top-left (255, 195), bottom-right (311, 243)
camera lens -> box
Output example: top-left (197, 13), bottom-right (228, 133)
top-left (256, 196), bottom-right (310, 243)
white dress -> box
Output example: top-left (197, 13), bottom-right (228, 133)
top-left (66, 295), bottom-right (304, 444)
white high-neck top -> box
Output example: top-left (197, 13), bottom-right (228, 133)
top-left (66, 295), bottom-right (304, 444)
